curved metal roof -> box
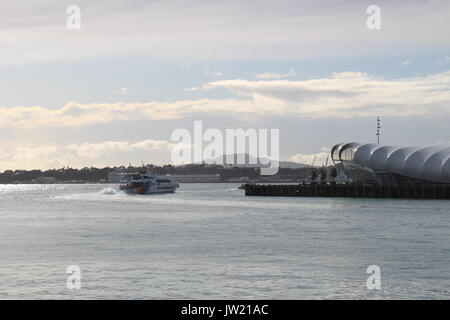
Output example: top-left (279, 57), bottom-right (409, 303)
top-left (338, 142), bottom-right (362, 161)
top-left (331, 142), bottom-right (346, 162)
top-left (353, 143), bottom-right (380, 167)
top-left (404, 144), bottom-right (449, 180)
top-left (442, 158), bottom-right (450, 182)
top-left (386, 146), bottom-right (421, 176)
top-left (331, 142), bottom-right (450, 183)
top-left (421, 146), bottom-right (450, 182)
top-left (369, 145), bottom-right (397, 171)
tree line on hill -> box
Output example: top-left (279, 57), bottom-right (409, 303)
top-left (0, 163), bottom-right (330, 183)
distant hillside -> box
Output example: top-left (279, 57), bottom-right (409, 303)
top-left (194, 153), bottom-right (310, 169)
top-left (277, 161), bottom-right (310, 169)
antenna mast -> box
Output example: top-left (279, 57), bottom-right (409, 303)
top-left (376, 117), bottom-right (381, 144)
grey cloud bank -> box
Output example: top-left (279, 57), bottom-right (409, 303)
top-left (1, 0), bottom-right (449, 65)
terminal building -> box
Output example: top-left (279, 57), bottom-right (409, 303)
top-left (331, 142), bottom-right (450, 185)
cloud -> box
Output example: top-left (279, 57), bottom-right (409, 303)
top-left (437, 56), bottom-right (450, 65)
top-left (254, 68), bottom-right (297, 80)
top-left (0, 139), bottom-right (175, 171)
top-left (0, 99), bottom-right (255, 127)
top-left (114, 88), bottom-right (129, 95)
top-left (287, 147), bottom-right (330, 166)
top-left (183, 87), bottom-right (199, 92)
top-left (204, 71), bottom-right (223, 77)
top-left (205, 70), bottom-right (450, 118)
top-left (401, 59), bottom-right (411, 66)
top-left (1, 70), bottom-right (450, 128)
top-left (181, 64), bottom-right (192, 70)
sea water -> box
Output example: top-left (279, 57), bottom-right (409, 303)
top-left (0, 183), bottom-right (448, 299)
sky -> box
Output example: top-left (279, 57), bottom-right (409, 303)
top-left (0, 0), bottom-right (449, 170)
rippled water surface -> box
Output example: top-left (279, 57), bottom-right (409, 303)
top-left (0, 183), bottom-right (449, 299)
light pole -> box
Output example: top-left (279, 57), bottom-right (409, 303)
top-left (376, 117), bottom-right (381, 144)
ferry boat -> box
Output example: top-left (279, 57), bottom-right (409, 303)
top-left (119, 171), bottom-right (179, 194)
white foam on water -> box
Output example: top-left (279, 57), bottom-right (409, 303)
top-left (98, 187), bottom-right (121, 195)
top-left (224, 187), bottom-right (239, 191)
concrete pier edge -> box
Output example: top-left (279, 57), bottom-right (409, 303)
top-left (244, 183), bottom-right (450, 199)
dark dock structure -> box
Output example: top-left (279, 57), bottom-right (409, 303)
top-left (244, 183), bottom-right (450, 199)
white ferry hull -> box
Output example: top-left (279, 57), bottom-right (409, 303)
top-left (121, 184), bottom-right (178, 194)
top-left (119, 172), bottom-right (179, 195)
